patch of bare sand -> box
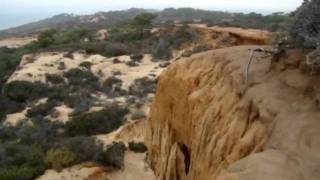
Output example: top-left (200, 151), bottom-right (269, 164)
top-left (104, 151), bottom-right (155, 180)
top-left (96, 119), bottom-right (147, 145)
top-left (49, 104), bottom-right (74, 123)
top-left (38, 151), bottom-right (154, 180)
top-left (8, 53), bottom-right (163, 90)
top-left (7, 52), bottom-right (93, 83)
top-left (0, 37), bottom-right (36, 48)
top-left (3, 109), bottom-right (29, 127)
top-left (91, 54), bottom-right (163, 90)
top-left (37, 164), bottom-right (104, 180)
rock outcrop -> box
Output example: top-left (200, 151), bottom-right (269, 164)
top-left (146, 45), bottom-right (320, 180)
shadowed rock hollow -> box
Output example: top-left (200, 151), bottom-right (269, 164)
top-left (146, 45), bottom-right (320, 180)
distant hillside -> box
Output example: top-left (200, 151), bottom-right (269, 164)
top-left (0, 9), bottom-right (149, 38)
top-left (0, 8), bottom-right (289, 38)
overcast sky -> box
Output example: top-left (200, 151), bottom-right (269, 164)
top-left (2, 0), bottom-right (302, 14)
top-left (0, 0), bottom-right (303, 29)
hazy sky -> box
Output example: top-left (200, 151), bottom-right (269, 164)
top-left (0, 0), bottom-right (303, 29)
top-left (2, 0), bottom-right (302, 14)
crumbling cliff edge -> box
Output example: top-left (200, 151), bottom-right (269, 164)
top-left (146, 45), bottom-right (320, 180)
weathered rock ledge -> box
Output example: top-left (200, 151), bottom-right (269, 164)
top-left (146, 45), bottom-right (320, 180)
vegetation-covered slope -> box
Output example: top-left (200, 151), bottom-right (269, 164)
top-left (0, 8), bottom-right (289, 38)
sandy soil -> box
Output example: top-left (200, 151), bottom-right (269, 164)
top-left (8, 52), bottom-right (91, 83)
top-left (104, 151), bottom-right (155, 180)
top-left (91, 54), bottom-right (164, 90)
top-left (0, 37), bottom-right (36, 48)
top-left (5, 52), bottom-right (163, 126)
top-left (96, 119), bottom-right (148, 145)
top-left (50, 105), bottom-right (74, 123)
top-left (37, 163), bottom-right (104, 180)
top-left (3, 109), bottom-right (28, 127)
top-left (8, 53), bottom-right (164, 90)
top-left (37, 152), bottom-right (154, 180)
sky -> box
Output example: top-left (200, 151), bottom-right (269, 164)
top-left (0, 0), bottom-right (303, 29)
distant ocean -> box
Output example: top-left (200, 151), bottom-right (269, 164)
top-left (0, 13), bottom-right (53, 30)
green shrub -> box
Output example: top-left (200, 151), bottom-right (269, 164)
top-left (63, 52), bottom-right (74, 59)
top-left (101, 76), bottom-right (122, 95)
top-left (82, 41), bottom-right (130, 57)
top-left (151, 37), bottom-right (172, 60)
top-left (63, 92), bottom-right (93, 113)
top-left (37, 29), bottom-right (57, 48)
top-left (0, 145), bottom-right (46, 180)
top-left (95, 142), bottom-right (126, 169)
top-left (4, 81), bottom-right (50, 102)
top-left (103, 42), bottom-right (129, 57)
top-left (132, 13), bottom-right (157, 38)
top-left (129, 77), bottom-right (157, 97)
top-left (113, 58), bottom-right (121, 64)
top-left (54, 28), bottom-right (91, 45)
top-left (65, 105), bottom-right (129, 136)
top-left (58, 136), bottom-right (104, 162)
top-left (63, 68), bottom-right (100, 90)
top-left (57, 62), bottom-right (66, 70)
top-left (0, 47), bottom-right (34, 90)
top-left (128, 142), bottom-right (147, 153)
top-left (109, 28), bottom-right (141, 42)
top-left (47, 86), bottom-right (69, 102)
top-left (79, 61), bottom-right (93, 70)
top-left (125, 61), bottom-right (139, 67)
top-left (171, 25), bottom-right (199, 49)
top-left (0, 95), bottom-right (24, 119)
top-left (0, 166), bottom-right (38, 180)
top-left (26, 100), bottom-right (59, 118)
top-left (45, 148), bottom-right (76, 171)
top-left (130, 54), bottom-right (144, 62)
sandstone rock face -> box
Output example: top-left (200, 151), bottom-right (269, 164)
top-left (146, 46), bottom-right (320, 180)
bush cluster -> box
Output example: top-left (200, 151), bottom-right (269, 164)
top-left (129, 77), bottom-right (157, 97)
top-left (26, 100), bottom-right (59, 118)
top-left (45, 73), bottom-right (65, 85)
top-left (64, 68), bottom-right (99, 88)
top-left (44, 148), bottom-right (77, 171)
top-left (4, 81), bottom-right (50, 102)
top-left (65, 105), bottom-right (129, 136)
top-left (128, 141), bottom-right (148, 153)
top-left (95, 142), bottom-right (126, 169)
top-left (79, 61), bottom-right (93, 70)
top-left (102, 76), bottom-right (123, 96)
top-left (0, 144), bottom-right (46, 180)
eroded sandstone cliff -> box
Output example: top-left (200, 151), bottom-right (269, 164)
top-left (146, 45), bottom-right (320, 180)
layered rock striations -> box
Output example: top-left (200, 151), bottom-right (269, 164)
top-left (146, 45), bottom-right (320, 180)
